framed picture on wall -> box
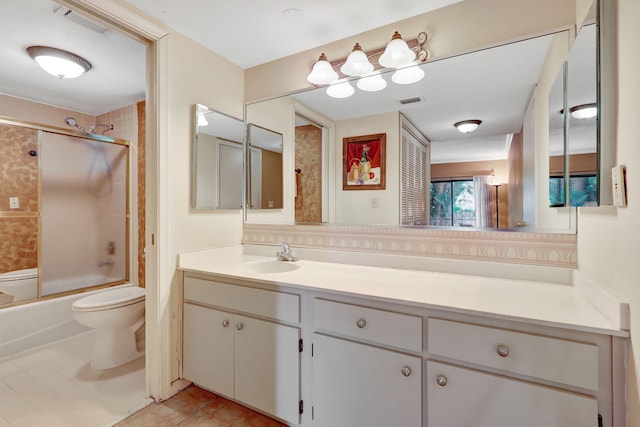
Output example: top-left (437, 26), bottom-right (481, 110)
top-left (343, 133), bottom-right (386, 190)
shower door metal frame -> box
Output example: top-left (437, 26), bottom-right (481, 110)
top-left (0, 116), bottom-right (131, 305)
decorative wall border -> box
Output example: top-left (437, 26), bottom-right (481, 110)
top-left (243, 223), bottom-right (577, 268)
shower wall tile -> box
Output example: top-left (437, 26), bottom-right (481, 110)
top-left (0, 217), bottom-right (38, 274)
top-left (0, 124), bottom-right (38, 212)
top-left (295, 125), bottom-right (323, 223)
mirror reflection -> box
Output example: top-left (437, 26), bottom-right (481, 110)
top-left (247, 124), bottom-right (284, 210)
top-left (549, 24), bottom-right (598, 208)
top-left (246, 22), bottom-right (600, 231)
top-left (192, 104), bottom-right (245, 209)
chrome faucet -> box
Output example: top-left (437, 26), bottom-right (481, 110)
top-left (276, 242), bottom-right (298, 262)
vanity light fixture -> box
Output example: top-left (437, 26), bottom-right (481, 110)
top-left (454, 120), bottom-right (482, 133)
top-left (391, 62), bottom-right (425, 85)
top-left (569, 103), bottom-right (597, 119)
top-left (378, 31), bottom-right (416, 69)
top-left (356, 72), bottom-right (387, 92)
top-left (27, 45), bottom-right (92, 79)
top-left (340, 43), bottom-right (374, 77)
top-left (307, 53), bottom-right (339, 85)
top-left (326, 80), bottom-right (355, 98)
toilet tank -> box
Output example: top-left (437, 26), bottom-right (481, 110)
top-left (0, 268), bottom-right (38, 302)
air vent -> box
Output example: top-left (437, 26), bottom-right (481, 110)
top-left (399, 96), bottom-right (422, 105)
top-left (53, 6), bottom-right (112, 36)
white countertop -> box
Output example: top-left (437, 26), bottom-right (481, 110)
top-left (178, 246), bottom-right (629, 337)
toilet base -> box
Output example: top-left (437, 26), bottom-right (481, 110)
top-left (90, 325), bottom-right (144, 370)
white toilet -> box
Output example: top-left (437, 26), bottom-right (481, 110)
top-left (72, 286), bottom-right (145, 370)
top-left (0, 268), bottom-right (38, 303)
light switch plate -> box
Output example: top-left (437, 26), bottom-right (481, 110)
top-left (611, 165), bottom-right (627, 207)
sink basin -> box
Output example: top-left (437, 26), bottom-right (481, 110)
top-left (235, 260), bottom-right (300, 274)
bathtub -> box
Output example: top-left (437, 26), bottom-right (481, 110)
top-left (0, 283), bottom-right (134, 359)
top-left (42, 274), bottom-right (124, 295)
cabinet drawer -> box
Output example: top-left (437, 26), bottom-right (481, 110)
top-left (427, 360), bottom-right (597, 427)
top-left (428, 318), bottom-right (598, 391)
top-left (314, 299), bottom-right (422, 352)
top-left (184, 276), bottom-right (299, 323)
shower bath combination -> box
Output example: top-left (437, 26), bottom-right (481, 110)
top-left (64, 116), bottom-right (114, 135)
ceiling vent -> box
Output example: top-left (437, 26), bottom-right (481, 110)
top-left (399, 96), bottom-right (422, 105)
top-left (53, 6), bottom-right (112, 36)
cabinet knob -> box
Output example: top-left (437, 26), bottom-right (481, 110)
top-left (222, 320), bottom-right (229, 328)
top-left (436, 375), bottom-right (448, 387)
top-left (236, 323), bottom-right (244, 331)
top-left (401, 366), bottom-right (412, 377)
top-left (356, 318), bottom-right (367, 329)
top-left (496, 344), bottom-right (510, 358)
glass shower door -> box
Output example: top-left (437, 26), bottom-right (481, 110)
top-left (40, 132), bottom-right (128, 296)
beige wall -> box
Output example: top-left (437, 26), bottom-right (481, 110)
top-left (245, 0), bottom-right (574, 102)
top-left (166, 31), bottom-right (245, 381)
top-left (577, 0), bottom-right (640, 423)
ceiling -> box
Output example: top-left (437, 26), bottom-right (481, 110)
top-left (122, 0), bottom-right (463, 69)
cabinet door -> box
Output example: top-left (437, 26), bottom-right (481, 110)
top-left (234, 315), bottom-right (300, 425)
top-left (427, 361), bottom-right (598, 427)
top-left (183, 304), bottom-right (234, 398)
top-left (312, 333), bottom-right (422, 427)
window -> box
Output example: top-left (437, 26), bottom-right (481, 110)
top-left (430, 180), bottom-right (476, 226)
top-left (549, 175), bottom-right (597, 207)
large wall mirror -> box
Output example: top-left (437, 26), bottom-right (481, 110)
top-left (192, 104), bottom-right (245, 210)
top-left (244, 0), bottom-right (612, 232)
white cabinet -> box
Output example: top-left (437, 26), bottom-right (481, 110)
top-left (313, 333), bottom-right (421, 427)
top-left (427, 360), bottom-right (598, 427)
top-left (182, 276), bottom-right (301, 425)
top-left (312, 298), bottom-right (423, 427)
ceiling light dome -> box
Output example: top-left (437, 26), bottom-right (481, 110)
top-left (391, 63), bottom-right (425, 85)
top-left (454, 120), bottom-right (482, 133)
top-left (340, 43), bottom-right (374, 77)
top-left (307, 53), bottom-right (339, 85)
top-left (569, 103), bottom-right (597, 119)
top-left (27, 46), bottom-right (92, 79)
top-left (326, 80), bottom-right (355, 99)
top-left (356, 72), bottom-right (387, 92)
top-left (378, 31), bottom-right (416, 69)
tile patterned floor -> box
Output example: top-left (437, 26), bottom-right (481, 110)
top-left (0, 330), bottom-right (149, 427)
top-left (116, 385), bottom-right (287, 427)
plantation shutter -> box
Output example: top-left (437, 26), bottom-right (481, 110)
top-left (400, 115), bottom-right (431, 225)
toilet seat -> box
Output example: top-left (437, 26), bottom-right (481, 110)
top-left (72, 287), bottom-right (145, 312)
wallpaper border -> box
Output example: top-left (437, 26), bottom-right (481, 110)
top-left (242, 223), bottom-right (577, 268)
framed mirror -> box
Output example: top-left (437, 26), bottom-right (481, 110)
top-left (192, 104), bottom-right (245, 210)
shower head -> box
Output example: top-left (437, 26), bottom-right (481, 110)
top-left (64, 116), bottom-right (87, 132)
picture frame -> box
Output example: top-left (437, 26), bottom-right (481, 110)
top-left (343, 133), bottom-right (386, 190)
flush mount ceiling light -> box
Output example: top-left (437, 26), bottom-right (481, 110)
top-left (27, 45), bottom-right (92, 79)
top-left (307, 53), bottom-right (339, 85)
top-left (340, 43), bottom-right (374, 77)
top-left (326, 80), bottom-right (355, 99)
top-left (356, 72), bottom-right (387, 92)
top-left (391, 62), bottom-right (425, 85)
top-left (454, 120), bottom-right (482, 133)
top-left (569, 103), bottom-right (597, 119)
top-left (378, 31), bottom-right (416, 69)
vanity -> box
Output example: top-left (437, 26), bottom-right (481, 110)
top-left (178, 245), bottom-right (628, 427)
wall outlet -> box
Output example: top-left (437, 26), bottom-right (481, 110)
top-left (268, 200), bottom-right (274, 208)
top-left (9, 197), bottom-right (19, 209)
top-left (611, 165), bottom-right (627, 207)
top-left (371, 198), bottom-right (378, 208)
